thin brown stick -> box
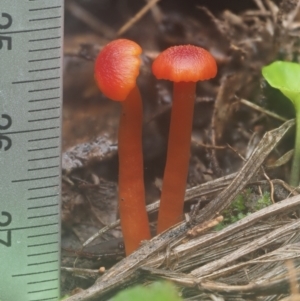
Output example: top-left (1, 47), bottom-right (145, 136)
top-left (65, 1), bottom-right (115, 39)
top-left (240, 98), bottom-right (288, 122)
top-left (117, 0), bottom-right (161, 36)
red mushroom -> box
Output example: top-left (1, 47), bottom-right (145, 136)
top-left (152, 45), bottom-right (217, 233)
top-left (94, 39), bottom-right (151, 255)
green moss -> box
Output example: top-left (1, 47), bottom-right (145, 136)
top-left (215, 189), bottom-right (271, 230)
top-left (255, 191), bottom-right (272, 210)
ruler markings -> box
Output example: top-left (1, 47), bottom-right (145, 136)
top-left (28, 194), bottom-right (58, 200)
top-left (29, 46), bottom-right (60, 52)
top-left (29, 6), bottom-right (62, 12)
top-left (28, 288), bottom-right (58, 294)
top-left (28, 213), bottom-right (59, 219)
top-left (12, 77), bottom-right (60, 84)
top-left (28, 106), bottom-right (60, 112)
top-left (29, 297), bottom-right (58, 301)
top-left (28, 116), bottom-right (60, 123)
top-left (28, 145), bottom-right (59, 151)
top-left (28, 204), bottom-right (59, 210)
top-left (29, 36), bottom-right (61, 42)
top-left (29, 96), bottom-right (59, 102)
top-left (28, 136), bottom-right (59, 142)
top-left (1, 3), bottom-right (62, 299)
top-left (0, 223), bottom-right (58, 232)
top-left (28, 251), bottom-right (58, 258)
top-left (28, 165), bottom-right (60, 172)
top-left (28, 57), bottom-right (60, 63)
top-left (28, 242), bottom-right (59, 248)
top-left (27, 278), bottom-right (58, 285)
top-left (12, 175), bottom-right (59, 183)
top-left (28, 116), bottom-right (60, 122)
top-left (12, 269), bottom-right (59, 277)
top-left (27, 145), bottom-right (59, 151)
top-left (28, 86), bottom-right (59, 93)
top-left (28, 260), bottom-right (58, 267)
top-left (29, 67), bottom-right (60, 73)
top-left (28, 184), bottom-right (59, 191)
top-left (0, 26), bottom-right (60, 35)
top-left (28, 155), bottom-right (60, 161)
top-left (28, 278), bottom-right (58, 285)
top-left (28, 231), bottom-right (59, 238)
top-left (0, 126), bottom-right (59, 135)
top-left (29, 16), bottom-right (61, 22)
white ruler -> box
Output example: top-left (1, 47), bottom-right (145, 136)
top-left (0, 1), bottom-right (63, 300)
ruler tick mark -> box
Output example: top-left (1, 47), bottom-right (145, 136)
top-left (0, 223), bottom-right (58, 232)
top-left (12, 77), bottom-right (60, 84)
top-left (27, 279), bottom-right (58, 286)
top-left (28, 252), bottom-right (58, 257)
top-left (29, 6), bottom-right (62, 12)
top-left (12, 175), bottom-right (59, 183)
top-left (28, 194), bottom-right (58, 200)
top-left (28, 116), bottom-right (60, 122)
top-left (28, 87), bottom-right (59, 93)
top-left (28, 165), bottom-right (60, 172)
top-left (29, 96), bottom-right (59, 103)
top-left (28, 213), bottom-right (59, 219)
top-left (28, 242), bottom-right (58, 247)
top-left (28, 288), bottom-right (58, 294)
top-left (28, 155), bottom-right (59, 161)
top-left (28, 136), bottom-right (59, 142)
top-left (29, 16), bottom-right (61, 22)
top-left (12, 269), bottom-right (58, 277)
top-left (29, 67), bottom-right (60, 73)
top-left (29, 36), bottom-right (61, 42)
top-left (28, 204), bottom-right (59, 210)
top-left (28, 231), bottom-right (59, 238)
top-left (0, 26), bottom-right (60, 35)
top-left (29, 46), bottom-right (60, 52)
top-left (28, 106), bottom-right (60, 112)
top-left (28, 57), bottom-right (60, 63)
top-left (28, 184), bottom-right (59, 191)
top-left (29, 297), bottom-right (58, 301)
top-left (1, 126), bottom-right (59, 135)
top-left (28, 260), bottom-right (58, 266)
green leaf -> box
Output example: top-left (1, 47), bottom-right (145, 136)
top-left (262, 61), bottom-right (300, 108)
top-left (111, 282), bottom-right (182, 301)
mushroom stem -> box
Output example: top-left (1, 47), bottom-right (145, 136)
top-left (157, 82), bottom-right (196, 233)
top-left (118, 85), bottom-right (151, 254)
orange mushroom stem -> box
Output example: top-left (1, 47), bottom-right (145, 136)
top-left (152, 45), bottom-right (217, 233)
top-left (94, 39), bottom-right (151, 255)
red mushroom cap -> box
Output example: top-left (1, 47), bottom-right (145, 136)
top-left (94, 39), bottom-right (142, 101)
top-left (152, 45), bottom-right (217, 82)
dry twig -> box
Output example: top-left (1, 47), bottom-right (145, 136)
top-left (65, 120), bottom-right (295, 301)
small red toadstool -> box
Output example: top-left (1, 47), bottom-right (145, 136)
top-left (152, 45), bottom-right (217, 233)
top-left (94, 39), bottom-right (151, 255)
